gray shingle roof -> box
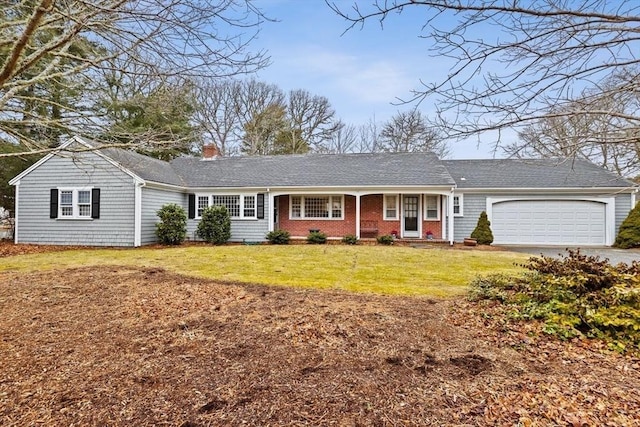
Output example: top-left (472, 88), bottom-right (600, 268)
top-left (100, 147), bottom-right (185, 187)
top-left (442, 159), bottom-right (634, 189)
top-left (170, 152), bottom-right (456, 188)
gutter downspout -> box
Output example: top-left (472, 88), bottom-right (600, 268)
top-left (134, 180), bottom-right (145, 247)
top-left (13, 182), bottom-right (19, 244)
top-left (448, 187), bottom-right (455, 246)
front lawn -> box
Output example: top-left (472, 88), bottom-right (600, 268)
top-left (0, 244), bottom-right (527, 296)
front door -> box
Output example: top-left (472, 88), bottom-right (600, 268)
top-left (403, 195), bottom-right (420, 238)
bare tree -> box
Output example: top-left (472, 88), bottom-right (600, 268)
top-left (505, 70), bottom-right (640, 177)
top-left (0, 0), bottom-right (268, 156)
top-left (193, 79), bottom-right (243, 156)
top-left (379, 110), bottom-right (449, 156)
top-left (286, 89), bottom-right (341, 152)
top-left (321, 121), bottom-right (358, 153)
top-left (329, 1), bottom-right (640, 149)
top-left (354, 116), bottom-right (383, 153)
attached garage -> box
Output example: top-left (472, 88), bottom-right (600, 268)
top-left (490, 199), bottom-right (609, 246)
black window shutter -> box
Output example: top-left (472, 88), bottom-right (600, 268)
top-left (49, 189), bottom-right (58, 219)
top-left (188, 194), bottom-right (196, 219)
top-left (257, 193), bottom-right (265, 219)
top-left (91, 188), bottom-right (101, 219)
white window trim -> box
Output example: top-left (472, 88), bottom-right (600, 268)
top-left (57, 187), bottom-right (93, 220)
top-left (383, 194), bottom-right (399, 220)
top-left (424, 195), bottom-right (440, 221)
top-left (453, 195), bottom-right (464, 217)
top-left (196, 193), bottom-right (258, 220)
top-left (289, 195), bottom-right (344, 220)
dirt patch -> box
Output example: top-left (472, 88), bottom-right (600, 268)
top-left (1, 266), bottom-right (639, 426)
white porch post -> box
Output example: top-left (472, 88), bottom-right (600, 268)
top-left (448, 191), bottom-right (455, 245)
top-left (267, 192), bottom-right (275, 232)
top-left (13, 182), bottom-right (19, 244)
top-left (355, 194), bottom-right (361, 238)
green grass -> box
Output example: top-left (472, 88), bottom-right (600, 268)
top-left (0, 245), bottom-right (527, 296)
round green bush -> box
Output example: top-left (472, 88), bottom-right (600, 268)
top-left (266, 229), bottom-right (291, 244)
top-left (196, 205), bottom-right (231, 244)
top-left (342, 234), bottom-right (358, 245)
top-left (155, 203), bottom-right (187, 245)
top-left (307, 231), bottom-right (327, 244)
top-left (376, 234), bottom-right (394, 245)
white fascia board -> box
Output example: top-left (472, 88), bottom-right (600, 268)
top-left (267, 185), bottom-right (454, 196)
top-left (144, 181), bottom-right (189, 192)
top-left (456, 187), bottom-right (636, 194)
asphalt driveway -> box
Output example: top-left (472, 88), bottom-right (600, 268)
top-left (503, 246), bottom-right (640, 265)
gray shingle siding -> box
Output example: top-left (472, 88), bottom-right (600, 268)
top-left (16, 152), bottom-right (136, 246)
top-left (141, 187), bottom-right (187, 245)
top-left (615, 194), bottom-right (632, 234)
top-left (452, 194), bottom-right (486, 241)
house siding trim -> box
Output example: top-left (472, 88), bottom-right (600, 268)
top-left (486, 196), bottom-right (616, 246)
top-left (134, 182), bottom-right (143, 247)
top-left (13, 183), bottom-right (19, 244)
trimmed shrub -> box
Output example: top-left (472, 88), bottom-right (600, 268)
top-left (307, 231), bottom-right (327, 244)
top-left (196, 205), bottom-right (231, 244)
top-left (470, 211), bottom-right (494, 245)
top-left (155, 203), bottom-right (187, 245)
top-left (266, 229), bottom-right (290, 244)
top-left (342, 234), bottom-right (358, 245)
top-left (377, 234), bottom-right (394, 245)
top-left (615, 202), bottom-right (640, 248)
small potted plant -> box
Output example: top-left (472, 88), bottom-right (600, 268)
top-left (425, 230), bottom-right (434, 240)
top-left (391, 229), bottom-right (398, 239)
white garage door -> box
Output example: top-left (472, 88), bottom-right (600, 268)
top-left (491, 200), bottom-right (606, 245)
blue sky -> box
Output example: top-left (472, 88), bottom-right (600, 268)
top-left (252, 0), bottom-right (500, 159)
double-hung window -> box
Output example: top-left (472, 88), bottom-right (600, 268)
top-left (289, 195), bottom-right (343, 219)
top-left (53, 188), bottom-right (97, 219)
top-left (424, 195), bottom-right (439, 220)
top-left (383, 194), bottom-right (399, 220)
top-left (453, 195), bottom-right (463, 216)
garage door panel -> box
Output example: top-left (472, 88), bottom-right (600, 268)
top-left (492, 200), bottom-right (605, 245)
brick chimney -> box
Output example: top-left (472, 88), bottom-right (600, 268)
top-left (202, 144), bottom-right (221, 160)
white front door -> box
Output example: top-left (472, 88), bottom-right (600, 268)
top-left (403, 195), bottom-right (420, 238)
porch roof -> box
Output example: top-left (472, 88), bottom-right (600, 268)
top-left (171, 152), bottom-right (456, 188)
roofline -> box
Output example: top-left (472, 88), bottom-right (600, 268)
top-left (454, 186), bottom-right (638, 194)
top-left (9, 136), bottom-right (145, 186)
top-left (186, 184), bottom-right (457, 192)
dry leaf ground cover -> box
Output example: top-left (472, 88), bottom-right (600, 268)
top-left (1, 243), bottom-right (639, 426)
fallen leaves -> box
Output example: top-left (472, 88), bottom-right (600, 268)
top-left (0, 266), bottom-right (639, 426)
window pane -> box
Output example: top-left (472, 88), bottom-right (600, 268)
top-left (385, 195), bottom-right (397, 219)
top-left (243, 195), bottom-right (256, 217)
top-left (453, 196), bottom-right (460, 215)
top-left (212, 195), bottom-right (240, 217)
top-left (60, 191), bottom-right (73, 205)
top-left (426, 196), bottom-right (438, 219)
top-left (61, 206), bottom-right (73, 216)
top-left (304, 197), bottom-right (329, 218)
top-left (197, 196), bottom-right (209, 217)
top-left (78, 205), bottom-right (91, 216)
top-left (291, 196), bottom-right (301, 218)
top-left (78, 191), bottom-right (90, 204)
top-left (331, 196), bottom-right (342, 218)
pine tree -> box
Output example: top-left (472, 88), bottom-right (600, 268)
top-left (614, 202), bottom-right (640, 249)
top-left (470, 211), bottom-right (494, 245)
